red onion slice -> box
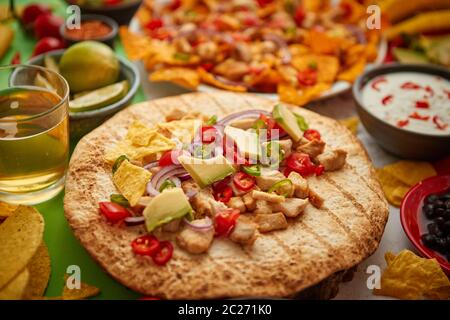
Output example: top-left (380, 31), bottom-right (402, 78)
top-left (144, 161), bottom-right (159, 170)
top-left (263, 34), bottom-right (292, 64)
top-left (124, 216), bottom-right (145, 226)
top-left (185, 189), bottom-right (198, 199)
top-left (147, 165), bottom-right (187, 196)
top-left (217, 109), bottom-right (271, 127)
top-left (184, 217), bottom-right (213, 231)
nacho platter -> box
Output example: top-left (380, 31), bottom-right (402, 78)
top-left (64, 92), bottom-right (388, 299)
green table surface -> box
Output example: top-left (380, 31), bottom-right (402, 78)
top-left (1, 0), bottom-right (146, 299)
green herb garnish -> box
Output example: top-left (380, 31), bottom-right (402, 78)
top-left (173, 52), bottom-right (190, 62)
top-left (159, 179), bottom-right (176, 192)
top-left (112, 155), bottom-right (129, 174)
top-left (110, 194), bottom-right (130, 207)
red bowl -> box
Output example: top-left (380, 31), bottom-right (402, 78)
top-left (400, 175), bottom-right (450, 274)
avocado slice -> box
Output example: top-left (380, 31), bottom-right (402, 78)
top-left (224, 126), bottom-right (259, 160)
top-left (393, 48), bottom-right (429, 64)
top-left (424, 36), bottom-right (450, 67)
top-left (272, 104), bottom-right (303, 142)
top-left (143, 188), bottom-right (192, 233)
top-left (178, 154), bottom-right (236, 188)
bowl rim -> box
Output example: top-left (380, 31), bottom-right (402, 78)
top-left (400, 175), bottom-right (450, 274)
top-left (26, 49), bottom-right (140, 119)
top-left (353, 63), bottom-right (450, 139)
top-left (59, 14), bottom-right (119, 43)
top-left (64, 0), bottom-right (143, 11)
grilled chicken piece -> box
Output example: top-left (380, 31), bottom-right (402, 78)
top-left (255, 170), bottom-right (286, 191)
top-left (165, 108), bottom-right (186, 121)
top-left (308, 189), bottom-right (324, 209)
top-left (196, 41), bottom-right (218, 61)
top-left (183, 182), bottom-right (226, 218)
top-left (214, 59), bottom-right (250, 81)
top-left (229, 216), bottom-right (258, 245)
top-left (252, 190), bottom-right (285, 203)
top-left (316, 149), bottom-right (347, 171)
top-left (278, 139), bottom-right (293, 158)
top-left (243, 192), bottom-right (257, 211)
top-left (254, 200), bottom-right (272, 215)
top-left (270, 198), bottom-right (308, 218)
top-left (227, 197), bottom-right (246, 213)
top-left (287, 172), bottom-right (309, 199)
top-left (255, 212), bottom-right (288, 233)
top-left (176, 220), bottom-right (214, 254)
top-left (295, 138), bottom-right (325, 158)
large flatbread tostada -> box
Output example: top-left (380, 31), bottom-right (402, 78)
top-left (64, 92), bottom-right (388, 299)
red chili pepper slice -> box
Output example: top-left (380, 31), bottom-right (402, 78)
top-left (401, 82), bottom-right (421, 90)
top-left (303, 129), bottom-right (321, 141)
top-left (409, 112), bottom-right (429, 121)
top-left (370, 77), bottom-right (387, 92)
top-left (201, 126), bottom-right (218, 143)
top-left (99, 202), bottom-right (131, 223)
top-left (294, 6), bottom-right (306, 26)
top-left (396, 119), bottom-right (409, 128)
top-left (415, 100), bottom-right (429, 109)
top-left (145, 19), bottom-right (163, 31)
top-left (214, 185), bottom-right (233, 203)
top-left (433, 116), bottom-right (448, 130)
top-left (315, 164), bottom-right (325, 176)
top-left (200, 63), bottom-right (214, 72)
top-left (233, 172), bottom-right (256, 192)
top-left (297, 69), bottom-right (317, 86)
top-left (10, 52), bottom-right (21, 65)
top-left (214, 209), bottom-right (240, 237)
top-left (443, 89), bottom-right (450, 100)
top-left (382, 95), bottom-right (393, 106)
top-left (103, 0), bottom-right (122, 6)
top-left (424, 86), bottom-right (434, 97)
top-left (259, 113), bottom-right (286, 138)
top-left (152, 241), bottom-right (173, 266)
top-left (131, 235), bottom-right (161, 256)
top-left (286, 153), bottom-right (317, 177)
top-left (159, 150), bottom-right (186, 167)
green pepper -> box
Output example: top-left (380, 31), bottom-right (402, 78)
top-left (308, 61), bottom-right (318, 70)
top-left (159, 179), bottom-right (176, 192)
top-left (252, 119), bottom-right (266, 131)
top-left (263, 141), bottom-right (285, 167)
top-left (268, 179), bottom-right (293, 197)
top-left (173, 52), bottom-right (190, 62)
top-left (112, 155), bottom-right (129, 174)
top-left (205, 115), bottom-right (217, 125)
top-left (295, 114), bottom-right (309, 131)
top-left (242, 164), bottom-right (261, 177)
top-left (110, 194), bottom-right (130, 207)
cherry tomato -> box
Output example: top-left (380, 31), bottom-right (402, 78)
top-left (215, 209), bottom-right (240, 237)
top-left (233, 172), bottom-right (255, 192)
top-left (32, 37), bottom-right (65, 56)
top-left (286, 153), bottom-right (317, 177)
top-left (21, 4), bottom-right (52, 27)
top-left (145, 19), bottom-right (163, 31)
top-left (294, 6), bottom-right (306, 26)
top-left (297, 69), bottom-right (317, 86)
top-left (131, 235), bottom-right (161, 256)
top-left (214, 185), bottom-right (233, 203)
top-left (213, 176), bottom-right (231, 192)
top-left (10, 52), bottom-right (21, 65)
top-left (159, 150), bottom-right (186, 167)
top-left (152, 241), bottom-right (173, 266)
top-left (34, 14), bottom-right (63, 39)
top-left (201, 126), bottom-right (218, 144)
top-left (259, 114), bottom-right (286, 138)
top-left (99, 202), bottom-right (131, 223)
top-left (303, 129), bottom-right (321, 141)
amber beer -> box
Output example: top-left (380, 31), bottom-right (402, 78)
top-left (0, 65), bottom-right (69, 204)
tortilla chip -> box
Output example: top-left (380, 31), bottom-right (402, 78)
top-left (382, 161), bottom-right (436, 187)
top-left (337, 57), bottom-right (366, 82)
top-left (374, 250), bottom-right (450, 300)
top-left (0, 206), bottom-right (44, 289)
top-left (198, 68), bottom-right (247, 92)
top-left (305, 30), bottom-right (341, 55)
top-left (339, 116), bottom-right (359, 135)
top-left (278, 82), bottom-right (330, 106)
top-left (150, 67), bottom-right (200, 89)
top-left (113, 160), bottom-right (152, 207)
top-left (158, 119), bottom-right (202, 144)
top-left (0, 269), bottom-right (29, 300)
top-left (119, 26), bottom-right (153, 60)
top-left (126, 121), bottom-right (157, 147)
top-left (0, 201), bottom-right (18, 220)
top-left (291, 54), bottom-right (339, 83)
top-left (24, 243), bottom-right (51, 298)
top-left (288, 44), bottom-right (310, 56)
top-left (62, 278), bottom-right (100, 300)
top-left (376, 168), bottom-right (410, 207)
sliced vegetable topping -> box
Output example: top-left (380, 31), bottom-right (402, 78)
top-left (205, 115), bottom-right (217, 126)
top-left (233, 172), bottom-right (256, 192)
top-left (268, 179), bottom-right (293, 197)
top-left (110, 194), bottom-right (130, 207)
top-left (99, 202), bottom-right (131, 223)
top-left (112, 155), bottom-right (129, 174)
top-left (131, 235), bottom-right (161, 256)
top-left (214, 209), bottom-right (240, 237)
top-left (263, 141), bottom-right (285, 166)
top-left (159, 179), bottom-right (176, 192)
top-left (201, 125), bottom-right (218, 143)
top-left (295, 114), bottom-right (309, 131)
top-left (214, 185), bottom-right (233, 203)
top-left (152, 241), bottom-right (173, 266)
top-left (242, 164), bottom-right (261, 177)
top-left (158, 150), bottom-right (186, 167)
top-left (303, 129), bottom-right (321, 141)
top-left (286, 153), bottom-right (318, 177)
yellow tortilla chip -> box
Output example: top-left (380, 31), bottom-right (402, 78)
top-left (292, 54), bottom-right (340, 83)
top-left (113, 160), bottom-right (152, 207)
top-left (119, 26), bottom-right (153, 60)
top-left (0, 269), bottom-right (29, 300)
top-left (158, 119), bottom-right (202, 144)
top-left (126, 121), bottom-right (157, 147)
top-left (339, 116), bottom-right (359, 135)
top-left (374, 250), bottom-right (450, 300)
top-left (198, 68), bottom-right (247, 92)
top-left (278, 82), bottom-right (330, 106)
top-left (383, 161), bottom-right (436, 187)
top-left (0, 201), bottom-right (18, 220)
top-left (337, 57), bottom-right (367, 83)
top-left (0, 206), bottom-right (44, 289)
top-left (376, 168), bottom-right (410, 207)
top-left (24, 243), bottom-right (51, 298)
top-left (62, 277), bottom-right (100, 300)
top-left (150, 67), bottom-right (200, 89)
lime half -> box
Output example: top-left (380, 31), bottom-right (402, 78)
top-left (69, 80), bottom-right (129, 113)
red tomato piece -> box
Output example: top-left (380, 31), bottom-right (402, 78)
top-left (409, 112), bottom-right (429, 121)
top-left (214, 209), bottom-right (240, 237)
top-left (396, 119), bottom-right (409, 128)
top-left (233, 172), bottom-right (256, 191)
top-left (145, 19), bottom-right (163, 31)
top-left (158, 150), bottom-right (186, 167)
top-left (415, 100), bottom-right (430, 109)
top-left (152, 241), bottom-right (173, 266)
top-left (201, 126), bottom-right (218, 143)
top-left (303, 129), bottom-right (321, 141)
top-left (168, 0), bottom-right (181, 11)
top-left (99, 202), bottom-right (131, 223)
top-left (315, 164), bottom-right (325, 176)
top-left (131, 235), bottom-right (161, 256)
top-left (297, 69), bottom-right (317, 86)
top-left (214, 185), bottom-right (233, 203)
top-left (200, 63), bottom-right (214, 72)
top-left (294, 6), bottom-right (306, 26)
top-left (259, 114), bottom-right (286, 138)
top-left (34, 14), bottom-right (63, 39)
top-left (286, 153), bottom-right (316, 177)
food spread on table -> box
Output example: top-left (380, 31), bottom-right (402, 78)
top-left (64, 20), bottom-right (113, 41)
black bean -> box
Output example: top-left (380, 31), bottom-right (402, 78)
top-left (435, 238), bottom-right (447, 253)
top-left (440, 193), bottom-right (450, 201)
top-left (434, 217), bottom-right (445, 227)
top-left (426, 194), bottom-right (439, 204)
top-left (435, 200), bottom-right (445, 209)
top-left (428, 223), bottom-right (444, 237)
top-left (442, 221), bottom-right (450, 235)
top-left (423, 203), bottom-right (435, 218)
top-left (443, 210), bottom-right (450, 221)
top-left (445, 200), bottom-right (450, 210)
top-left (421, 234), bottom-right (437, 248)
top-left (446, 254), bottom-right (450, 262)
top-left (434, 207), bottom-right (445, 217)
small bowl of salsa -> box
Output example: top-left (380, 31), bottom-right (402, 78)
top-left (353, 63), bottom-right (450, 160)
top-left (60, 14), bottom-right (118, 48)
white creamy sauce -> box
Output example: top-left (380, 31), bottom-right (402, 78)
top-left (362, 72), bottom-right (450, 135)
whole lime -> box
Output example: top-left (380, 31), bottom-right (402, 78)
top-left (59, 41), bottom-right (119, 93)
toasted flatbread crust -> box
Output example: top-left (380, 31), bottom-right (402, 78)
top-left (64, 92), bottom-right (388, 299)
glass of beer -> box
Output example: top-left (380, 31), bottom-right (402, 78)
top-left (0, 65), bottom-right (69, 205)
